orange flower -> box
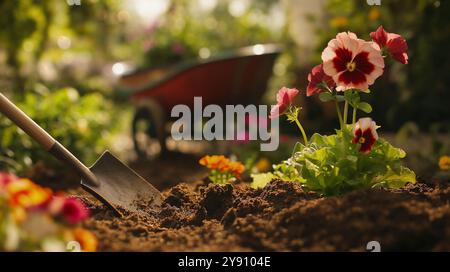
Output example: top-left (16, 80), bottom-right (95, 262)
top-left (73, 228), bottom-right (97, 252)
top-left (199, 155), bottom-right (230, 170)
top-left (228, 161), bottom-right (245, 177)
top-left (218, 161), bottom-right (245, 177)
top-left (200, 155), bottom-right (245, 182)
top-left (6, 179), bottom-right (52, 209)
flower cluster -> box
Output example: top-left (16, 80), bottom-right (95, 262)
top-left (271, 26), bottom-right (408, 154)
top-left (199, 155), bottom-right (245, 184)
top-left (254, 26), bottom-right (416, 195)
top-left (0, 172), bottom-right (97, 252)
top-left (309, 26), bottom-right (407, 94)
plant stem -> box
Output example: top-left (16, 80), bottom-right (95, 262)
top-left (295, 119), bottom-right (308, 146)
top-left (352, 107), bottom-right (357, 125)
top-left (335, 101), bottom-right (343, 129)
top-left (343, 101), bottom-right (349, 125)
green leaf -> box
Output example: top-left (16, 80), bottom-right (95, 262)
top-left (307, 148), bottom-right (329, 165)
top-left (374, 166), bottom-right (416, 188)
top-left (357, 102), bottom-right (373, 113)
top-left (310, 133), bottom-right (337, 147)
top-left (291, 142), bottom-right (304, 157)
top-left (319, 92), bottom-right (334, 102)
top-left (378, 139), bottom-right (407, 160)
top-left (251, 173), bottom-right (276, 189)
top-left (309, 133), bottom-right (326, 146)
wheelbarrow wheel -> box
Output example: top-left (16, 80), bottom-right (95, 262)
top-left (132, 100), bottom-right (166, 160)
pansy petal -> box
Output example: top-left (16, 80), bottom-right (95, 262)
top-left (322, 31), bottom-right (384, 91)
top-left (286, 88), bottom-right (299, 100)
top-left (353, 117), bottom-right (379, 153)
top-left (370, 26), bottom-right (388, 47)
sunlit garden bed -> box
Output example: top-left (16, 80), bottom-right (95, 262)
top-left (80, 177), bottom-right (450, 251)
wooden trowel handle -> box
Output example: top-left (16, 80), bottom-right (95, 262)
top-left (0, 92), bottom-right (99, 187)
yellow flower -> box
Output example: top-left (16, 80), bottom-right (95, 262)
top-left (439, 156), bottom-right (450, 171)
top-left (368, 7), bottom-right (380, 22)
top-left (73, 228), bottom-right (98, 252)
top-left (255, 158), bottom-right (271, 172)
top-left (6, 179), bottom-right (52, 208)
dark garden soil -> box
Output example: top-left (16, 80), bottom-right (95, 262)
top-left (77, 154), bottom-right (450, 251)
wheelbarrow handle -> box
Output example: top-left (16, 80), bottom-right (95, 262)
top-left (0, 92), bottom-right (99, 187)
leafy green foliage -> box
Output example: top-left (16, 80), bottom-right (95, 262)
top-left (0, 88), bottom-right (119, 174)
top-left (0, 0), bottom-right (123, 93)
top-left (252, 127), bottom-right (416, 195)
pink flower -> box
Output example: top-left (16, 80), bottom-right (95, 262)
top-left (322, 32), bottom-right (385, 91)
top-left (60, 198), bottom-right (90, 224)
top-left (352, 117), bottom-right (379, 154)
top-left (370, 26), bottom-right (408, 65)
top-left (270, 87), bottom-right (299, 119)
top-left (0, 172), bottom-right (17, 187)
top-left (307, 64), bottom-right (336, 96)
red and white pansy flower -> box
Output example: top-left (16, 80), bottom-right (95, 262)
top-left (322, 32), bottom-right (385, 91)
top-left (306, 64), bottom-right (336, 97)
top-left (370, 26), bottom-right (408, 65)
top-left (352, 117), bottom-right (379, 154)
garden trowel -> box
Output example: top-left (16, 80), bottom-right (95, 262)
top-left (0, 92), bottom-right (163, 216)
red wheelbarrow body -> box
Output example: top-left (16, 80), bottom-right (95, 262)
top-left (117, 44), bottom-right (282, 157)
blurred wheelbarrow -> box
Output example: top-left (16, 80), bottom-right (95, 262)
top-left (116, 44), bottom-right (282, 158)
